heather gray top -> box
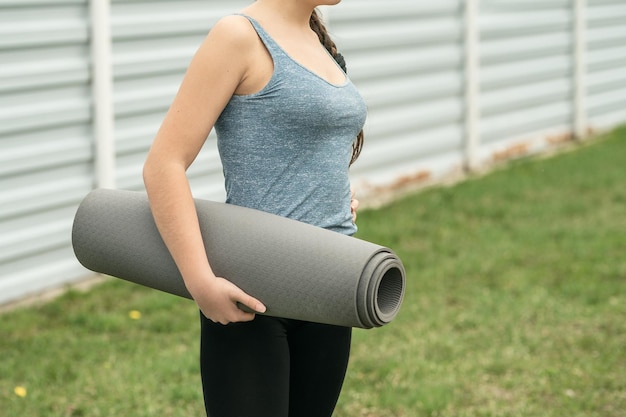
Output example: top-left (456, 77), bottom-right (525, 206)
top-left (214, 15), bottom-right (367, 235)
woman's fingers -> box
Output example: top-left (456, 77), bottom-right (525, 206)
top-left (234, 292), bottom-right (267, 315)
top-left (350, 187), bottom-right (359, 222)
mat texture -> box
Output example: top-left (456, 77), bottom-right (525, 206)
top-left (71, 189), bottom-right (405, 328)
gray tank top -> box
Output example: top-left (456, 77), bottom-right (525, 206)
top-left (214, 15), bottom-right (367, 235)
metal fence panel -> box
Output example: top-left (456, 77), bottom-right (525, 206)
top-left (586, 0), bottom-right (626, 128)
top-left (476, 0), bottom-right (576, 164)
top-left (0, 0), bottom-right (93, 302)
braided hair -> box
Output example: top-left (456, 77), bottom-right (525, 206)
top-left (309, 9), bottom-right (364, 166)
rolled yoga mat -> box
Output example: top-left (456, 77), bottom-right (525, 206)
top-left (71, 189), bottom-right (405, 328)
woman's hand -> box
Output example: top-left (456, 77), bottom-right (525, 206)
top-left (188, 276), bottom-right (266, 325)
top-left (350, 186), bottom-right (359, 223)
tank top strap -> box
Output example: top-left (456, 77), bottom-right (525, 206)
top-left (235, 14), bottom-right (285, 61)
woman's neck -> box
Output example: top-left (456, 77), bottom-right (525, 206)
top-left (244, 0), bottom-right (315, 29)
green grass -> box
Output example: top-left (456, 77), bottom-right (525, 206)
top-left (2, 127), bottom-right (625, 417)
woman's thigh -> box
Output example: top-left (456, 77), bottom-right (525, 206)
top-left (288, 321), bottom-right (352, 417)
top-left (200, 314), bottom-right (291, 417)
top-left (200, 315), bottom-right (352, 417)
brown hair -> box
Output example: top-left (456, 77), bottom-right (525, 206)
top-left (309, 9), bottom-right (364, 166)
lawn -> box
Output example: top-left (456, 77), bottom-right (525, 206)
top-left (1, 127), bottom-right (625, 417)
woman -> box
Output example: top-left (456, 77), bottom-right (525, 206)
top-left (143, 0), bottom-right (366, 415)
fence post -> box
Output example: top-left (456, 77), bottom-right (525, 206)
top-left (90, 0), bottom-right (116, 189)
top-left (464, 0), bottom-right (480, 171)
top-left (574, 0), bottom-right (588, 140)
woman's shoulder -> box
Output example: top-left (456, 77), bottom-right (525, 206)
top-left (207, 14), bottom-right (257, 48)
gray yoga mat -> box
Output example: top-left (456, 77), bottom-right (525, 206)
top-left (71, 189), bottom-right (405, 328)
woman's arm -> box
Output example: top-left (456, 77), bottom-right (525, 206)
top-left (143, 16), bottom-right (266, 324)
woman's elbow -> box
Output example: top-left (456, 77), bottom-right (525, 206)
top-left (143, 151), bottom-right (164, 190)
top-left (142, 156), bottom-right (154, 186)
top-left (143, 151), bottom-right (187, 190)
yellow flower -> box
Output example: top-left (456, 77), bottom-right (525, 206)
top-left (14, 386), bottom-right (27, 397)
top-left (128, 310), bottom-right (142, 320)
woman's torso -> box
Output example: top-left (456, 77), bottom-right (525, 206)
top-left (214, 15), bottom-right (367, 235)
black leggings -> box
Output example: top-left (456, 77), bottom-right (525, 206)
top-left (200, 314), bottom-right (352, 417)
